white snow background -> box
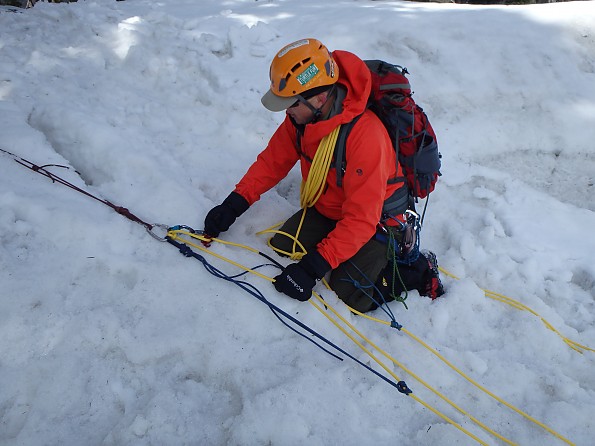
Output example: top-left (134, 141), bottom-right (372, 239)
top-left (1, 0), bottom-right (595, 445)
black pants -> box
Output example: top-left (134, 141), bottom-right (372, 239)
top-left (270, 207), bottom-right (389, 313)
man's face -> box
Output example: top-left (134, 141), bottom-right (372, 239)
top-left (285, 94), bottom-right (324, 125)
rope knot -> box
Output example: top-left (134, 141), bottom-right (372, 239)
top-left (178, 244), bottom-right (194, 257)
top-left (397, 381), bottom-right (412, 395)
top-left (390, 320), bottom-right (403, 331)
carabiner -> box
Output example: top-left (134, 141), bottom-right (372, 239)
top-left (146, 223), bottom-right (170, 242)
top-left (405, 209), bottom-right (420, 230)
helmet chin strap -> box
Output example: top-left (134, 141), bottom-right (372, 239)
top-left (296, 95), bottom-right (323, 123)
top-left (297, 84), bottom-right (337, 124)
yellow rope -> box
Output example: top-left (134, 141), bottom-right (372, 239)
top-left (256, 126), bottom-right (342, 261)
top-left (300, 125), bottom-right (341, 209)
top-left (310, 293), bottom-right (513, 445)
top-left (168, 230), bottom-right (493, 444)
top-left (168, 230), bottom-right (272, 282)
top-left (439, 267), bottom-right (595, 354)
top-left (168, 229), bottom-right (575, 445)
top-left (308, 297), bottom-right (492, 446)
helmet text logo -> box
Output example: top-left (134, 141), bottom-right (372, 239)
top-left (297, 63), bottom-right (319, 86)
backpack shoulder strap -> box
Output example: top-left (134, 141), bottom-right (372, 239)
top-left (334, 112), bottom-right (404, 187)
top-left (334, 114), bottom-right (363, 187)
top-left (296, 127), bottom-right (303, 153)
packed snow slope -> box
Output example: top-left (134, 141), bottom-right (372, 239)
top-left (1, 1), bottom-right (594, 445)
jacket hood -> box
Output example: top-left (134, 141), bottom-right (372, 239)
top-left (331, 50), bottom-right (372, 121)
top-left (294, 50), bottom-right (371, 138)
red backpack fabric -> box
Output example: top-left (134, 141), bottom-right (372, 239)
top-left (335, 60), bottom-right (441, 208)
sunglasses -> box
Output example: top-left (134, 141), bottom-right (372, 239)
top-left (289, 94), bottom-right (315, 109)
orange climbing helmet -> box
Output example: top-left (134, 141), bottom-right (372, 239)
top-left (261, 38), bottom-right (339, 112)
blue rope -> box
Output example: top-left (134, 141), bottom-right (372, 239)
top-left (226, 264), bottom-right (278, 279)
top-left (169, 237), bottom-right (342, 359)
top-left (166, 236), bottom-right (412, 394)
top-left (340, 260), bottom-right (402, 328)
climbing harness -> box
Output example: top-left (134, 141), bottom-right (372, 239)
top-left (375, 209), bottom-right (422, 309)
top-left (378, 209), bottom-right (421, 265)
top-left (3, 147), bottom-right (586, 445)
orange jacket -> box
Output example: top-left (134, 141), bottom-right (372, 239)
top-left (235, 50), bottom-right (405, 269)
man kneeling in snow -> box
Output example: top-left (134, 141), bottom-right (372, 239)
top-left (204, 38), bottom-right (444, 312)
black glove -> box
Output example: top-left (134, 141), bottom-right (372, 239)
top-left (274, 251), bottom-right (331, 301)
top-left (203, 192), bottom-right (250, 237)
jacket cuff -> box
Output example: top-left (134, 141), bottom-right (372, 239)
top-left (300, 251), bottom-right (332, 280)
top-left (223, 191), bottom-right (250, 217)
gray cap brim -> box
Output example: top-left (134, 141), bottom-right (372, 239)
top-left (261, 89), bottom-right (298, 112)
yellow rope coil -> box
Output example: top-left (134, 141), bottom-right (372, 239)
top-left (254, 126), bottom-right (341, 261)
top-left (300, 125), bottom-right (341, 209)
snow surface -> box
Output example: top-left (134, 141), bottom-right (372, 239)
top-left (1, 0), bottom-right (594, 445)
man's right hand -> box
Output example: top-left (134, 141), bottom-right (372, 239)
top-left (203, 192), bottom-right (249, 238)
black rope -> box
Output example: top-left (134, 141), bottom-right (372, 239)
top-left (2, 148), bottom-right (154, 231)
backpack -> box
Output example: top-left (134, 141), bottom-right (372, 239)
top-left (334, 59), bottom-right (442, 219)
